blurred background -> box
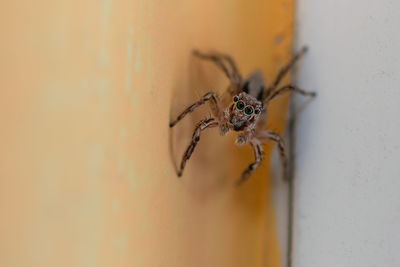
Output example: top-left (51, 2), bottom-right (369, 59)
top-left (294, 0), bottom-right (400, 266)
top-left (0, 1), bottom-right (292, 267)
top-left (0, 0), bottom-right (399, 267)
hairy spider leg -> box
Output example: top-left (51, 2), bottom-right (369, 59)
top-left (169, 92), bottom-right (222, 128)
top-left (265, 46), bottom-right (308, 99)
top-left (193, 50), bottom-right (243, 94)
top-left (265, 84), bottom-right (316, 103)
top-left (178, 118), bottom-right (219, 177)
top-left (237, 140), bottom-right (264, 185)
top-left (257, 130), bottom-right (289, 181)
top-left (222, 53), bottom-right (243, 86)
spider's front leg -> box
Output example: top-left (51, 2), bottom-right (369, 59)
top-left (237, 140), bottom-right (264, 185)
top-left (169, 92), bottom-right (222, 128)
top-left (178, 118), bottom-right (219, 177)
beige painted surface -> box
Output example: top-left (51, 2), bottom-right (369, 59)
top-left (0, 1), bottom-right (294, 266)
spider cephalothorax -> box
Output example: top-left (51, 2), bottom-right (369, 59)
top-left (228, 92), bottom-right (263, 131)
top-left (170, 47), bottom-right (315, 184)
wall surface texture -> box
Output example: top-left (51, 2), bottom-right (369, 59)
top-left (0, 1), bottom-right (296, 267)
top-left (295, 0), bottom-right (400, 266)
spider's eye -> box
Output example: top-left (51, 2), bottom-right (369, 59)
top-left (236, 101), bottom-right (245, 110)
top-left (245, 106), bottom-right (254, 115)
top-left (233, 96), bottom-right (239, 102)
top-left (255, 109), bottom-right (260, 114)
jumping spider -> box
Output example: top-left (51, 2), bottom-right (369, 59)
top-left (170, 47), bottom-right (316, 185)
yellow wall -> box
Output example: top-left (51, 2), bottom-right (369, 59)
top-left (0, 1), bottom-right (294, 266)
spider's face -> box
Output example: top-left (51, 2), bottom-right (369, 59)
top-left (229, 92), bottom-right (263, 131)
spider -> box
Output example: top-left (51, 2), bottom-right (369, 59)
top-left (169, 47), bottom-right (316, 185)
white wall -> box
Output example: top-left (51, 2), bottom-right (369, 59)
top-left (294, 0), bottom-right (400, 266)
